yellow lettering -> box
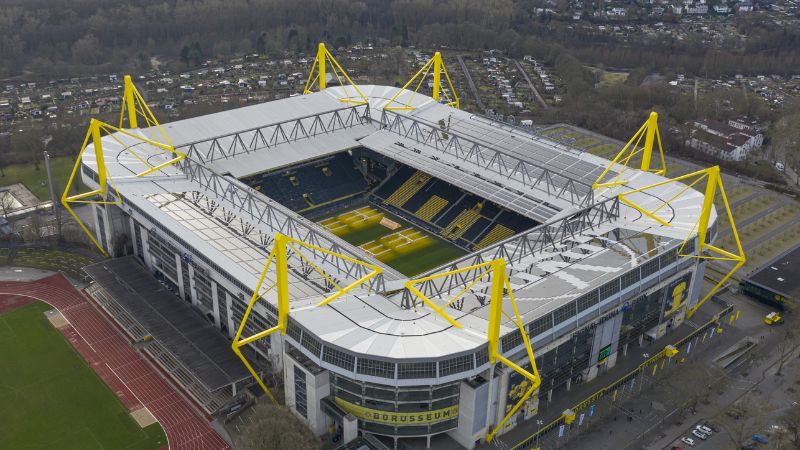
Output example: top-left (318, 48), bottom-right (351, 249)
top-left (334, 398), bottom-right (459, 425)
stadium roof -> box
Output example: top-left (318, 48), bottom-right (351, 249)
top-left (745, 244), bottom-right (800, 300)
top-left (80, 85), bottom-right (713, 371)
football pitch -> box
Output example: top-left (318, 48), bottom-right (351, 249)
top-left (0, 302), bottom-right (166, 450)
top-left (319, 205), bottom-right (467, 276)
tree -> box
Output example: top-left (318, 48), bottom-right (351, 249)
top-left (0, 190), bottom-right (15, 219)
top-left (256, 33), bottom-right (267, 55)
top-left (717, 391), bottom-right (772, 447)
top-left (71, 34), bottom-right (101, 65)
top-left (180, 45), bottom-right (191, 64)
top-left (783, 404), bottom-right (800, 448)
top-left (776, 328), bottom-right (797, 377)
top-left (234, 401), bottom-right (320, 450)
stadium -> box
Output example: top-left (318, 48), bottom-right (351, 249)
top-left (68, 45), bottom-right (742, 449)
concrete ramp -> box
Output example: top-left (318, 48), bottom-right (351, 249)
top-left (713, 337), bottom-right (758, 369)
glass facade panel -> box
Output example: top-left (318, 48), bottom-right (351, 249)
top-left (397, 362), bottom-right (436, 379)
top-left (294, 366), bottom-right (307, 418)
top-left (323, 346), bottom-right (355, 371)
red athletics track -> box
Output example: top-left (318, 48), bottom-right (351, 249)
top-left (0, 274), bottom-right (231, 450)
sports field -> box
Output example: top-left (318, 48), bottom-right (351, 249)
top-left (319, 205), bottom-right (466, 276)
top-left (0, 302), bottom-right (166, 449)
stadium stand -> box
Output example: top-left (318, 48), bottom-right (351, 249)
top-left (415, 195), bottom-right (449, 222)
top-left (244, 151), bottom-right (538, 252)
top-left (384, 170), bottom-right (431, 207)
top-left (368, 160), bottom-right (539, 250)
top-left (475, 224), bottom-right (516, 249)
top-left (242, 152), bottom-right (370, 214)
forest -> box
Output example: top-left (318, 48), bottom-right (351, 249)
top-left (1, 0), bottom-right (799, 79)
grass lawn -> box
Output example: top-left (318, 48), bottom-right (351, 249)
top-left (319, 206), bottom-right (467, 276)
top-left (0, 156), bottom-right (81, 202)
top-left (599, 71), bottom-right (629, 87)
top-left (12, 248), bottom-right (98, 279)
top-left (588, 143), bottom-right (619, 158)
top-left (573, 137), bottom-right (600, 149)
top-left (0, 302), bottom-right (166, 450)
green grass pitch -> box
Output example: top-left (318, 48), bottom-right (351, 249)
top-left (319, 206), bottom-right (467, 276)
top-left (0, 302), bottom-right (166, 450)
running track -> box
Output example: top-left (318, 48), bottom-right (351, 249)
top-left (0, 274), bottom-right (231, 450)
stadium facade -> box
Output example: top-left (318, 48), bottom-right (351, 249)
top-left (77, 81), bottom-right (718, 449)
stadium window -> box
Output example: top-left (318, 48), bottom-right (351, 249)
top-left (439, 354), bottom-right (474, 377)
top-left (682, 238), bottom-right (696, 256)
top-left (364, 385), bottom-right (395, 400)
top-left (301, 332), bottom-right (322, 358)
top-left (475, 346), bottom-right (489, 367)
top-left (528, 314), bottom-right (554, 338)
top-left (621, 269), bottom-right (641, 290)
top-left (334, 375), bottom-right (362, 396)
top-left (599, 279), bottom-right (620, 300)
top-left (432, 384), bottom-right (460, 398)
top-left (397, 362), bottom-right (436, 379)
top-left (357, 358), bottom-right (396, 378)
top-left (286, 320), bottom-right (302, 343)
top-left (294, 366), bottom-right (307, 418)
top-left (576, 290), bottom-right (599, 313)
top-left (641, 258), bottom-right (660, 278)
top-left (660, 249), bottom-right (677, 268)
top-left (501, 332), bottom-right (522, 354)
top-left (552, 302), bottom-right (576, 326)
top-left (323, 346), bottom-right (355, 371)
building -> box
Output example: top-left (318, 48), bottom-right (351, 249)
top-left (741, 245), bottom-right (800, 309)
top-left (738, 0), bottom-right (754, 12)
top-left (686, 118), bottom-right (763, 161)
top-left (77, 83), bottom-right (717, 449)
top-left (686, 3), bottom-right (709, 13)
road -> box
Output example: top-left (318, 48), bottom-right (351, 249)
top-left (513, 60), bottom-right (548, 110)
top-left (456, 55), bottom-right (485, 111)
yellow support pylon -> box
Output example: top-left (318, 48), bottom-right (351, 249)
top-left (383, 52), bottom-right (459, 110)
top-left (405, 260), bottom-right (539, 443)
top-left (61, 75), bottom-right (185, 255)
top-left (232, 234), bottom-right (383, 404)
top-left (616, 165), bottom-right (745, 318)
top-left (593, 111), bottom-right (667, 189)
top-left (303, 42), bottom-right (368, 105)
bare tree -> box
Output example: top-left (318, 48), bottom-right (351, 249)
top-left (234, 400), bottom-right (320, 450)
top-left (22, 213), bottom-right (48, 242)
top-left (782, 405), bottom-right (800, 448)
top-left (777, 330), bottom-right (795, 377)
top-left (0, 191), bottom-right (15, 219)
top-left (717, 391), bottom-right (772, 447)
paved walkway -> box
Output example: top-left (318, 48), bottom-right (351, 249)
top-left (0, 274), bottom-right (230, 450)
top-left (457, 55), bottom-right (485, 111)
top-left (513, 60), bottom-right (547, 110)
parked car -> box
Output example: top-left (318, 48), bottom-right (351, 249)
top-left (692, 429), bottom-right (708, 440)
top-left (681, 437), bottom-right (696, 447)
top-left (696, 424), bottom-right (713, 435)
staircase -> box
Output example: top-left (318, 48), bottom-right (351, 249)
top-left (384, 171), bottom-right (431, 207)
top-left (474, 224), bottom-right (516, 249)
top-left (415, 195), bottom-right (449, 222)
